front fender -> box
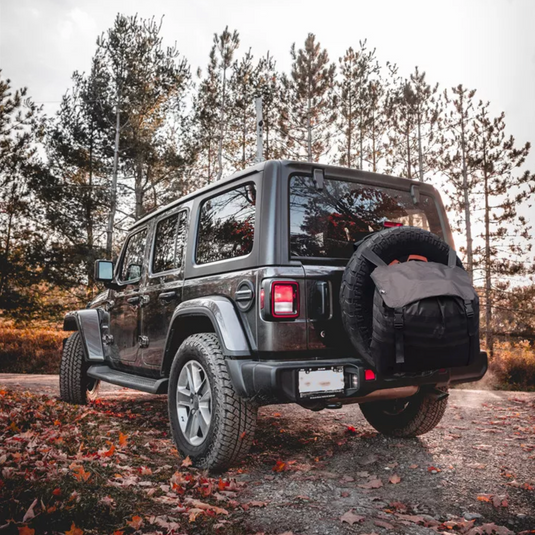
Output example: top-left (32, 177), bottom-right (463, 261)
top-left (164, 296), bottom-right (251, 360)
top-left (63, 309), bottom-right (106, 363)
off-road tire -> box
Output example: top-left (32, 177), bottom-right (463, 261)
top-left (168, 333), bottom-right (257, 472)
top-left (340, 226), bottom-right (462, 364)
top-left (359, 388), bottom-right (448, 437)
top-left (59, 332), bottom-right (100, 404)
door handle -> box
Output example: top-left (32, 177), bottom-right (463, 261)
top-left (127, 296), bottom-right (141, 305)
top-left (158, 290), bottom-right (178, 302)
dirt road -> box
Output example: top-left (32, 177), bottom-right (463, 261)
top-left (1, 373), bottom-right (534, 534)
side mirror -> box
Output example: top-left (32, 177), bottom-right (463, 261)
top-left (94, 259), bottom-right (115, 282)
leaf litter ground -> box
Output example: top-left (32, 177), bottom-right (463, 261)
top-left (0, 380), bottom-right (534, 535)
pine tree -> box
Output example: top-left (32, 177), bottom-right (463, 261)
top-left (470, 100), bottom-right (535, 354)
top-left (336, 41), bottom-right (381, 169)
top-left (92, 14), bottom-right (191, 252)
top-left (214, 27), bottom-right (240, 179)
top-left (440, 85), bottom-right (478, 278)
top-left (283, 34), bottom-right (336, 162)
top-left (227, 49), bottom-right (258, 170)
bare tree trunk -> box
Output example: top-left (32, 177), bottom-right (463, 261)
top-left (406, 124), bottom-right (412, 179)
top-left (483, 145), bottom-right (493, 355)
top-left (106, 102), bottom-right (121, 257)
top-left (135, 155), bottom-right (145, 220)
top-left (417, 111), bottom-right (424, 182)
top-left (86, 121), bottom-right (95, 300)
top-left (359, 109), bottom-right (364, 170)
top-left (0, 186), bottom-right (16, 300)
top-left (217, 67), bottom-right (227, 180)
top-left (307, 94), bottom-right (312, 162)
top-left (460, 101), bottom-right (473, 280)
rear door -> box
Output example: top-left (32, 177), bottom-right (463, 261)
top-left (288, 173), bottom-right (446, 351)
top-left (141, 208), bottom-right (188, 370)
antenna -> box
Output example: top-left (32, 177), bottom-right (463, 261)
top-left (255, 97), bottom-right (264, 163)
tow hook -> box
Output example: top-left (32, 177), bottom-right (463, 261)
top-left (424, 387), bottom-right (449, 401)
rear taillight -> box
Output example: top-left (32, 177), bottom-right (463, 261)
top-left (364, 369), bottom-right (376, 381)
top-left (383, 221), bottom-right (403, 228)
top-left (271, 281), bottom-right (299, 318)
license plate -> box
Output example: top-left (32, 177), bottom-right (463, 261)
top-left (298, 367), bottom-right (344, 399)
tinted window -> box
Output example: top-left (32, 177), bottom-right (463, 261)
top-left (152, 212), bottom-right (186, 274)
top-left (120, 229), bottom-right (148, 282)
top-left (196, 184), bottom-right (256, 264)
top-left (289, 175), bottom-right (443, 258)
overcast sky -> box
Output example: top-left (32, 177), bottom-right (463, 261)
top-left (1, 0), bottom-right (534, 243)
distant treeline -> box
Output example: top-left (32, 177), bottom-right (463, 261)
top-left (0, 14), bottom-right (534, 354)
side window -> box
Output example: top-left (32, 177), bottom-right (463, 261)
top-left (119, 228), bottom-right (148, 283)
top-left (196, 183), bottom-right (256, 265)
top-left (152, 211), bottom-right (187, 274)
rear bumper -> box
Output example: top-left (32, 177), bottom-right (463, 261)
top-left (226, 350), bottom-right (488, 405)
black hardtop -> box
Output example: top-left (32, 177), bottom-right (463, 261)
top-left (130, 159), bottom-right (441, 232)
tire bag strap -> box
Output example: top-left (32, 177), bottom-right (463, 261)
top-left (394, 307), bottom-right (405, 364)
top-left (447, 247), bottom-right (458, 268)
top-left (361, 248), bottom-right (387, 268)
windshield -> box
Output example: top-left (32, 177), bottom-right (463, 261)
top-left (289, 175), bottom-right (444, 259)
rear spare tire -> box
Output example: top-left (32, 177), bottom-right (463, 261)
top-left (340, 227), bottom-right (460, 366)
top-left (360, 388), bottom-right (448, 437)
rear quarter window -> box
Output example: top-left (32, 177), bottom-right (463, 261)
top-left (196, 183), bottom-right (256, 264)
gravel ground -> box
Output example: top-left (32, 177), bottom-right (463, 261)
top-left (1, 374), bottom-right (534, 534)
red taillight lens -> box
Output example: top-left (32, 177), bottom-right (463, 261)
top-left (364, 369), bottom-right (376, 381)
top-left (260, 289), bottom-right (265, 309)
top-left (271, 282), bottom-right (299, 318)
top-left (383, 221), bottom-right (403, 228)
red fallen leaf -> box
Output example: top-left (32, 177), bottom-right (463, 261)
top-left (52, 488), bottom-right (62, 496)
top-left (101, 442), bottom-right (115, 457)
top-left (127, 515), bottom-right (143, 529)
top-left (240, 431), bottom-right (247, 440)
top-left (341, 491), bottom-right (350, 497)
top-left (389, 502), bottom-right (408, 512)
top-left (65, 523), bottom-right (83, 535)
top-left (272, 460), bottom-right (286, 472)
top-left (18, 527), bottom-right (35, 535)
top-left (346, 425), bottom-right (358, 435)
top-left (112, 532), bottom-right (124, 535)
top-left (249, 501), bottom-right (268, 507)
top-left (477, 494), bottom-right (492, 502)
top-left (181, 456), bottom-right (193, 467)
top-left (340, 510), bottom-right (365, 525)
top-left (389, 474), bottom-right (401, 484)
top-left (492, 495), bottom-right (508, 508)
top-left (272, 412), bottom-right (281, 417)
top-left (358, 478), bottom-right (383, 489)
top-left (71, 466), bottom-right (91, 482)
top-left (522, 482), bottom-right (534, 490)
top-left (218, 478), bottom-right (227, 491)
top-left (427, 466), bottom-right (441, 473)
top-left (118, 432), bottom-right (128, 447)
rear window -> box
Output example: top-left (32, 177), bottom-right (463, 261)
top-left (289, 175), bottom-right (443, 259)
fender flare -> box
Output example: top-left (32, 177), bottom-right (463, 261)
top-left (63, 309), bottom-right (106, 363)
top-left (162, 296), bottom-right (251, 372)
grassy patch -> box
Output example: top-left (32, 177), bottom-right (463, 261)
top-left (0, 323), bottom-right (65, 374)
top-left (490, 340), bottom-right (535, 391)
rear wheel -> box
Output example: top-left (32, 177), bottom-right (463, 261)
top-left (59, 332), bottom-right (100, 405)
top-left (359, 388), bottom-right (448, 437)
top-left (168, 333), bottom-right (257, 472)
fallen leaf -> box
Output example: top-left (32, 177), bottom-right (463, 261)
top-left (249, 501), bottom-right (268, 507)
top-left (477, 494), bottom-right (492, 503)
top-left (346, 425), bottom-right (358, 435)
top-left (272, 460), bottom-right (286, 472)
top-left (65, 523), bottom-right (83, 535)
top-left (358, 478), bottom-right (383, 489)
top-left (18, 527), bottom-right (35, 535)
top-left (52, 488), bottom-right (62, 496)
top-left (427, 466), bottom-right (441, 473)
top-left (409, 464), bottom-right (419, 469)
top-left (181, 456), bottom-right (192, 467)
top-left (22, 498), bottom-right (38, 523)
top-left (389, 474), bottom-right (401, 484)
top-left (466, 522), bottom-right (514, 535)
top-left (127, 515), bottom-right (143, 529)
top-left (374, 520), bottom-right (395, 529)
top-left (118, 432), bottom-right (128, 447)
top-left (340, 510), bottom-right (365, 525)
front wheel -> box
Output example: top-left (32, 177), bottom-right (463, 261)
top-left (168, 333), bottom-right (257, 472)
top-left (59, 332), bottom-right (100, 405)
top-left (359, 388), bottom-right (448, 437)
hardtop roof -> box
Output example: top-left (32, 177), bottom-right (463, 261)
top-left (130, 160), bottom-right (439, 230)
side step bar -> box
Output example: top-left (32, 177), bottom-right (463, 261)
top-left (87, 365), bottom-right (168, 394)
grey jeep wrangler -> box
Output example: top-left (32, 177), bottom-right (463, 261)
top-left (60, 160), bottom-right (487, 471)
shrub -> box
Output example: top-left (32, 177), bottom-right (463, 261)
top-left (0, 322), bottom-right (65, 374)
top-left (490, 340), bottom-right (535, 391)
